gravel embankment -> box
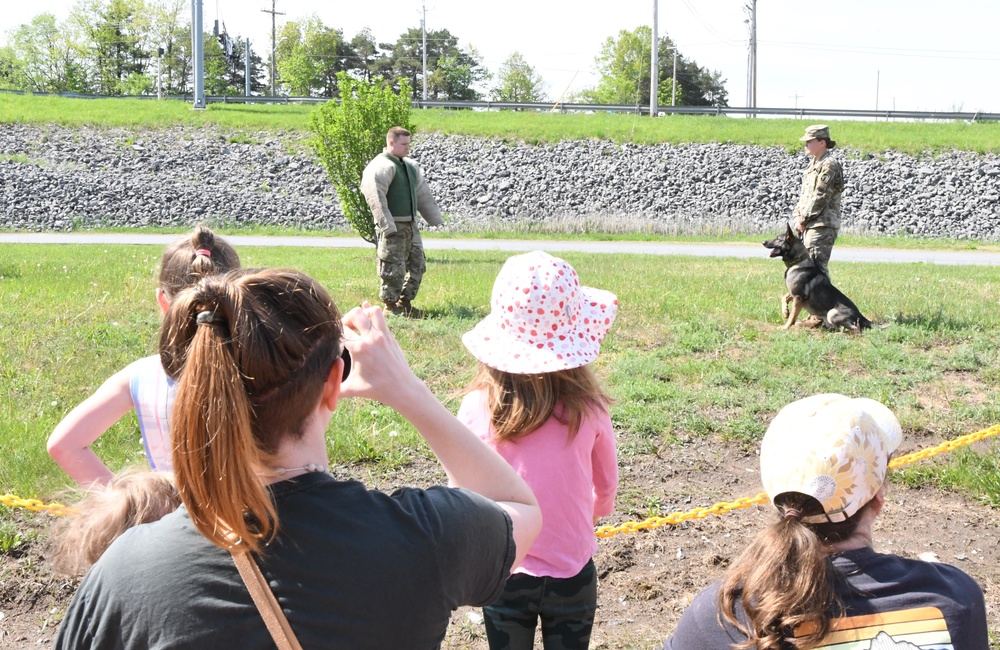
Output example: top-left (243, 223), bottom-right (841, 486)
top-left (1, 123), bottom-right (998, 239)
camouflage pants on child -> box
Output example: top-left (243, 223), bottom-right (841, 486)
top-left (376, 221), bottom-right (426, 305)
top-left (483, 559), bottom-right (597, 650)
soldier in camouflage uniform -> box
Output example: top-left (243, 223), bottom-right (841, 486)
top-left (361, 127), bottom-right (443, 317)
top-left (793, 124), bottom-right (844, 278)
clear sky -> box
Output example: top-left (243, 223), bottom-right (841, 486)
top-left (3, 0), bottom-right (999, 112)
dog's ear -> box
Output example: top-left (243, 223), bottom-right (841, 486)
top-left (785, 223), bottom-right (795, 238)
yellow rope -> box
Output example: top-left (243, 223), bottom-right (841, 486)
top-left (5, 424), bottom-right (1000, 537)
top-left (595, 422), bottom-right (1000, 539)
top-left (0, 493), bottom-right (75, 517)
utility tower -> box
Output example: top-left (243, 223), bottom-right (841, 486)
top-left (261, 0), bottom-right (285, 96)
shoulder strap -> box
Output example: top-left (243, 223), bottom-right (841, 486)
top-left (231, 550), bottom-right (304, 650)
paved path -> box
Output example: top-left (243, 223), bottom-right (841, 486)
top-left (2, 233), bottom-right (999, 266)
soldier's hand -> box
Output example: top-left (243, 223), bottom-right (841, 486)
top-left (794, 222), bottom-right (805, 234)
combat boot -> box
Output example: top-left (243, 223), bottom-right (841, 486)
top-left (396, 298), bottom-right (422, 319)
top-left (384, 301), bottom-right (406, 316)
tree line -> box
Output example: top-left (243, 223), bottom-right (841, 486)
top-left (0, 0), bottom-right (729, 107)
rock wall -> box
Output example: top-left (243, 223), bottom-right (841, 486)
top-left (2, 124), bottom-right (998, 239)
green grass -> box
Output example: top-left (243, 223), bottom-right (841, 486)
top-left (3, 92), bottom-right (1000, 154)
top-left (1, 244), bottom-right (998, 509)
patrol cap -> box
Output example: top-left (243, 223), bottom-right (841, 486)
top-left (799, 124), bottom-right (831, 141)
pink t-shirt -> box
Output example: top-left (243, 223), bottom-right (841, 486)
top-left (458, 389), bottom-right (618, 578)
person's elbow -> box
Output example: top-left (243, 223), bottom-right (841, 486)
top-left (506, 502), bottom-right (543, 568)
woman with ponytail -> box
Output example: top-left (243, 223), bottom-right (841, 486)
top-left (664, 394), bottom-right (988, 650)
top-left (55, 268), bottom-right (542, 649)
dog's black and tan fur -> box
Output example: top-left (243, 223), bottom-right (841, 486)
top-left (763, 225), bottom-right (872, 333)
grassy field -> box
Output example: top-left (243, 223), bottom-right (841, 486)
top-left (2, 92), bottom-right (1000, 154)
top-left (1, 243), bottom-right (998, 510)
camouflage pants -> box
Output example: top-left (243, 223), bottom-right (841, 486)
top-left (483, 559), bottom-right (597, 650)
top-left (376, 221), bottom-right (426, 305)
top-left (803, 225), bottom-right (838, 277)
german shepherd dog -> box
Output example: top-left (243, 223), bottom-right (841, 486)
top-left (763, 225), bottom-right (872, 332)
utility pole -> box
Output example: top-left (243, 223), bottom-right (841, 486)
top-left (650, 0), bottom-right (658, 117)
top-left (672, 48), bottom-right (677, 106)
top-left (191, 0), bottom-right (205, 109)
top-left (421, 4), bottom-right (428, 101)
top-left (744, 0), bottom-right (757, 108)
top-left (245, 38), bottom-right (251, 96)
top-left (790, 91), bottom-right (803, 109)
top-left (261, 0), bottom-right (285, 96)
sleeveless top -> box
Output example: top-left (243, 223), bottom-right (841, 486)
top-left (128, 355), bottom-right (176, 471)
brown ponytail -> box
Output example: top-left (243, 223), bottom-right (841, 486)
top-left (718, 493), bottom-right (868, 649)
top-left (160, 268), bottom-right (342, 554)
top-left (159, 225), bottom-right (241, 299)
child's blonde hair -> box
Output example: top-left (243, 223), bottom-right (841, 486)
top-left (48, 470), bottom-right (180, 576)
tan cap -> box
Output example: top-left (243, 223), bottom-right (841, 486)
top-left (799, 124), bottom-right (831, 141)
top-left (760, 394), bottom-right (902, 523)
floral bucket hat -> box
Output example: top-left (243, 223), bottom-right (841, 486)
top-left (462, 251), bottom-right (618, 374)
top-left (760, 394), bottom-right (902, 523)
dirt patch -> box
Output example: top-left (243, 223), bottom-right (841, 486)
top-left (2, 436), bottom-right (998, 649)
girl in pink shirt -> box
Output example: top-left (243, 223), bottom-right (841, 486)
top-left (459, 250), bottom-right (619, 650)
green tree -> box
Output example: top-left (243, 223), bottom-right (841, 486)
top-left (346, 28), bottom-right (382, 82)
top-left (309, 73), bottom-right (413, 243)
top-left (427, 48), bottom-right (488, 100)
top-left (490, 51), bottom-right (546, 103)
top-left (71, 0), bottom-right (153, 95)
top-left (4, 14), bottom-right (82, 92)
top-left (383, 27), bottom-right (487, 100)
top-left (275, 16), bottom-right (350, 97)
top-left (579, 26), bottom-right (726, 107)
top-left (148, 0), bottom-right (189, 94)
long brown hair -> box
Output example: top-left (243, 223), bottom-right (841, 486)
top-left (464, 363), bottom-right (613, 442)
top-left (159, 268), bottom-right (342, 554)
top-left (159, 225), bottom-right (241, 299)
top-left (718, 493), bottom-right (869, 650)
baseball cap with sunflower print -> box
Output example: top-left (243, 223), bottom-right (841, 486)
top-left (760, 394), bottom-right (902, 524)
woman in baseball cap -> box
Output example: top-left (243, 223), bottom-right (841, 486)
top-left (664, 394), bottom-right (989, 650)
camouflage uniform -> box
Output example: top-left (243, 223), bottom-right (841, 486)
top-left (794, 130), bottom-right (844, 277)
top-left (361, 150), bottom-right (442, 307)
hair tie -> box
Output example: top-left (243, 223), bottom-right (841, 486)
top-left (196, 310), bottom-right (224, 325)
top-left (194, 249), bottom-right (212, 258)
top-left (783, 508), bottom-right (803, 521)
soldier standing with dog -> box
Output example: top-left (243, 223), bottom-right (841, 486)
top-left (362, 127), bottom-right (443, 317)
top-left (792, 124), bottom-right (843, 279)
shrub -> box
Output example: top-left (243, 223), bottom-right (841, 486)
top-left (309, 73), bottom-right (413, 243)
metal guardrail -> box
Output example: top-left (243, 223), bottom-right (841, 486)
top-left (2, 88), bottom-right (997, 121)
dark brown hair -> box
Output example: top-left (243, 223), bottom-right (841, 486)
top-left (387, 126), bottom-right (411, 140)
top-left (159, 268), bottom-right (342, 554)
top-left (158, 225), bottom-right (241, 299)
top-left (718, 493), bottom-right (870, 649)
top-left (464, 363), bottom-right (613, 443)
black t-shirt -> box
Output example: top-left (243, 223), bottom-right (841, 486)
top-left (664, 546), bottom-right (988, 650)
top-left (55, 473), bottom-right (515, 650)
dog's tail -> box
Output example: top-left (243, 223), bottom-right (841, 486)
top-left (857, 315), bottom-right (873, 332)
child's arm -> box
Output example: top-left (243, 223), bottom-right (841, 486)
top-left (591, 409), bottom-right (619, 520)
top-left (47, 367), bottom-right (136, 486)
